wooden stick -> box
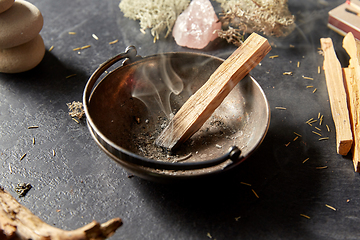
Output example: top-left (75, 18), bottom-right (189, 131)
top-left (155, 33), bottom-right (271, 149)
top-left (343, 32), bottom-right (360, 172)
top-left (0, 186), bottom-right (122, 240)
top-left (320, 37), bottom-right (353, 155)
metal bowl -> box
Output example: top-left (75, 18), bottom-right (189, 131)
top-left (83, 46), bottom-right (270, 182)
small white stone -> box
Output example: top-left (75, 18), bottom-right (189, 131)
top-left (172, 0), bottom-right (221, 49)
top-left (0, 0), bottom-right (14, 13)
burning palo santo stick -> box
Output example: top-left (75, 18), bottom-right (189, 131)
top-left (320, 37), bottom-right (353, 156)
top-left (0, 186), bottom-right (122, 240)
top-left (155, 32), bottom-right (271, 150)
top-left (342, 32), bottom-right (360, 172)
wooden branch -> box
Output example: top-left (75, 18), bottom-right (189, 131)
top-left (0, 186), bottom-right (122, 240)
top-left (320, 37), bottom-right (353, 155)
top-left (342, 32), bottom-right (360, 172)
top-left (155, 32), bottom-right (271, 150)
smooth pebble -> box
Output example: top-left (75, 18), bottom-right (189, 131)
top-left (0, 34), bottom-right (45, 73)
top-left (0, 0), bottom-right (14, 13)
top-left (0, 0), bottom-right (43, 49)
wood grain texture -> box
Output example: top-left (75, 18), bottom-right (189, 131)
top-left (0, 186), bottom-right (122, 240)
top-left (155, 33), bottom-right (271, 149)
top-left (320, 37), bottom-right (353, 156)
top-left (343, 32), bottom-right (360, 172)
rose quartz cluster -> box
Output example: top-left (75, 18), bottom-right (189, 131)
top-left (172, 0), bottom-right (221, 49)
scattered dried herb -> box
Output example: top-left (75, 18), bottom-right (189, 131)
top-left (294, 132), bottom-right (302, 137)
top-left (269, 55), bottom-right (279, 59)
top-left (302, 158), bottom-right (309, 164)
top-left (72, 118), bottom-right (80, 123)
top-left (240, 182), bottom-right (252, 186)
top-left (326, 125), bottom-right (330, 132)
top-left (316, 166), bottom-right (328, 169)
top-left (72, 45), bottom-right (91, 51)
top-left (325, 204), bottom-right (336, 211)
top-left (109, 39), bottom-right (119, 45)
top-left (283, 71), bottom-right (293, 75)
top-left (15, 183), bottom-right (32, 197)
top-left (302, 75), bottom-right (314, 80)
top-left (67, 101), bottom-right (85, 119)
top-left (20, 153), bottom-right (27, 161)
top-left (300, 214), bottom-right (310, 219)
top-left (312, 131), bottom-right (322, 137)
top-left (66, 74), bottom-right (77, 79)
top-left (252, 189), bottom-right (259, 198)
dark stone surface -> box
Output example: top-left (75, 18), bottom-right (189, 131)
top-left (0, 0), bottom-right (357, 239)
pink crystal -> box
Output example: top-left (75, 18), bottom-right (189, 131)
top-left (172, 0), bottom-right (221, 49)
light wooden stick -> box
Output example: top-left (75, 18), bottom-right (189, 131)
top-left (0, 186), bottom-right (122, 240)
top-left (320, 37), bottom-right (353, 156)
top-left (342, 32), bottom-right (360, 172)
top-left (155, 33), bottom-right (271, 149)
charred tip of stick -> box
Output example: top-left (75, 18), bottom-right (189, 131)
top-left (158, 145), bottom-right (173, 155)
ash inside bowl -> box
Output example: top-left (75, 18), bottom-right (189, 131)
top-left (87, 52), bottom-right (269, 175)
top-left (132, 113), bottom-right (241, 163)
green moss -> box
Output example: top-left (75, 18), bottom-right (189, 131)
top-left (119, 0), bottom-right (190, 40)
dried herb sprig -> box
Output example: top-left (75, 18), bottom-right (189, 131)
top-left (216, 0), bottom-right (295, 45)
top-left (67, 101), bottom-right (85, 119)
top-left (15, 183), bottom-right (32, 197)
top-left (216, 26), bottom-right (244, 46)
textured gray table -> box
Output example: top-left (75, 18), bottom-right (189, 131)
top-left (1, 0), bottom-right (358, 239)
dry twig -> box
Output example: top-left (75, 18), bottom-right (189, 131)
top-left (0, 186), bottom-right (122, 240)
